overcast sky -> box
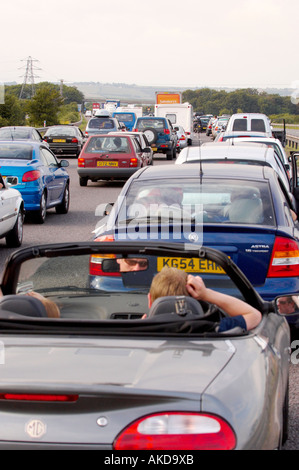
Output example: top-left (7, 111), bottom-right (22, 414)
top-left (1, 0), bottom-right (299, 89)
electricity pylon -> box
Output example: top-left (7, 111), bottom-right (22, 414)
top-left (19, 56), bottom-right (41, 99)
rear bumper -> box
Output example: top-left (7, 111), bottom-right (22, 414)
top-left (48, 144), bottom-right (81, 156)
top-left (77, 167), bottom-right (141, 180)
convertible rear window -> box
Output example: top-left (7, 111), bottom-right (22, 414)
top-left (0, 144), bottom-right (33, 160)
top-left (119, 178), bottom-right (275, 225)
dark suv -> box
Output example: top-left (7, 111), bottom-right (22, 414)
top-left (133, 117), bottom-right (177, 160)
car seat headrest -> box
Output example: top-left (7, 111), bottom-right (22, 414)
top-left (0, 295), bottom-right (48, 317)
top-left (148, 295), bottom-right (204, 318)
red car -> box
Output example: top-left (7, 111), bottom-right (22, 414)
top-left (77, 134), bottom-right (152, 186)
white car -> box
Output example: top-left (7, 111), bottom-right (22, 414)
top-left (173, 125), bottom-right (188, 150)
top-left (0, 175), bottom-right (24, 247)
top-left (175, 142), bottom-right (291, 194)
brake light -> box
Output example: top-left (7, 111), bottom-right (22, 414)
top-left (267, 237), bottom-right (299, 277)
top-left (0, 393), bottom-right (78, 402)
top-left (130, 158), bottom-right (138, 167)
top-left (114, 412), bottom-right (236, 450)
top-left (85, 131), bottom-right (88, 137)
top-left (180, 135), bottom-right (186, 140)
top-left (218, 136), bottom-right (223, 141)
top-left (43, 137), bottom-right (48, 142)
top-left (89, 253), bottom-right (120, 276)
top-left (71, 138), bottom-right (78, 143)
top-left (133, 128), bottom-right (138, 132)
top-left (22, 170), bottom-right (40, 182)
top-left (164, 129), bottom-right (170, 135)
top-left (78, 158), bottom-right (85, 167)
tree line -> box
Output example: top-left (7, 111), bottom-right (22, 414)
top-left (182, 87), bottom-right (299, 122)
top-left (0, 82), bottom-right (84, 128)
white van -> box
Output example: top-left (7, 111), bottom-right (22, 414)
top-left (154, 102), bottom-right (193, 145)
top-left (223, 113), bottom-right (273, 138)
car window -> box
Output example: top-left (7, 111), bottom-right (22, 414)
top-left (166, 114), bottom-right (176, 124)
top-left (118, 178), bottom-right (275, 225)
top-left (232, 119), bottom-right (247, 131)
top-left (251, 119), bottom-right (266, 132)
top-left (41, 148), bottom-right (59, 167)
top-left (0, 128), bottom-right (31, 140)
top-left (114, 113), bottom-right (135, 122)
top-left (0, 143), bottom-right (33, 160)
top-left (85, 136), bottom-right (130, 153)
top-left (131, 138), bottom-right (142, 153)
top-left (88, 118), bottom-right (115, 130)
top-left (136, 119), bottom-right (165, 130)
top-left (45, 127), bottom-right (77, 137)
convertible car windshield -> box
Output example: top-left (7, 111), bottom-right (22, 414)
top-left (0, 242), bottom-right (263, 335)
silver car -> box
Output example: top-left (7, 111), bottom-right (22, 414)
top-left (0, 241), bottom-right (291, 449)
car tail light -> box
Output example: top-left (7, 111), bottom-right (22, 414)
top-left (113, 412), bottom-right (236, 450)
top-left (267, 236), bottom-right (299, 277)
top-left (180, 135), bottom-right (186, 140)
top-left (218, 136), bottom-right (223, 141)
top-left (43, 137), bottom-right (48, 142)
top-left (89, 253), bottom-right (120, 276)
top-left (71, 138), bottom-right (78, 143)
top-left (0, 393), bottom-right (78, 402)
top-left (22, 170), bottom-right (41, 182)
top-left (90, 235), bottom-right (119, 276)
top-left (133, 128), bottom-right (138, 132)
top-left (130, 158), bottom-right (138, 167)
top-left (85, 131), bottom-right (89, 137)
top-left (164, 129), bottom-right (170, 135)
top-left (78, 158), bottom-right (85, 167)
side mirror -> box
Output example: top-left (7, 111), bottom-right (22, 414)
top-left (59, 160), bottom-right (69, 168)
top-left (143, 147), bottom-right (152, 153)
top-left (95, 202), bottom-right (114, 217)
top-left (275, 295), bottom-right (299, 316)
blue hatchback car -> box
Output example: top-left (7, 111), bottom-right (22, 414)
top-left (0, 141), bottom-right (70, 223)
top-left (93, 163), bottom-right (299, 326)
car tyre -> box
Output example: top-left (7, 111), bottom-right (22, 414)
top-left (79, 177), bottom-right (88, 187)
top-left (5, 209), bottom-right (24, 247)
top-left (33, 191), bottom-right (47, 224)
top-left (56, 184), bottom-right (70, 214)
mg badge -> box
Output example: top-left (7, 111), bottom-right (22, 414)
top-left (188, 232), bottom-right (199, 243)
top-left (25, 419), bottom-right (47, 439)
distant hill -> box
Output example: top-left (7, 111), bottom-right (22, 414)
top-left (71, 82), bottom-right (189, 104)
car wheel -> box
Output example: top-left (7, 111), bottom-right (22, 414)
top-left (56, 184), bottom-right (70, 214)
top-left (79, 177), bottom-right (88, 187)
top-left (33, 191), bottom-right (47, 224)
top-left (143, 128), bottom-right (158, 145)
top-left (5, 209), bottom-right (24, 247)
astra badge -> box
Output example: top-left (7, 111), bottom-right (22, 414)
top-left (25, 419), bottom-right (47, 439)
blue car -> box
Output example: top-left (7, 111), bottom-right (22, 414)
top-left (112, 112), bottom-right (137, 131)
top-left (94, 163), bottom-right (299, 325)
top-left (0, 141), bottom-right (70, 223)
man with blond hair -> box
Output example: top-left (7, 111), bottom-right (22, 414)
top-left (147, 267), bottom-right (261, 332)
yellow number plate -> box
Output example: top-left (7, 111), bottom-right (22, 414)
top-left (97, 161), bottom-right (118, 167)
top-left (53, 139), bottom-right (66, 142)
top-left (157, 257), bottom-right (225, 274)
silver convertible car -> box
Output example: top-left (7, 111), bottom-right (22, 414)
top-left (0, 241), bottom-right (293, 450)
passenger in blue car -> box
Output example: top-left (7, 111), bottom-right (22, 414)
top-left (147, 267), bottom-right (262, 331)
